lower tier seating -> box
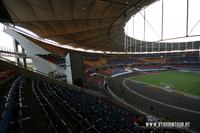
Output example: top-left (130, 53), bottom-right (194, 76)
top-left (0, 75), bottom-right (145, 133)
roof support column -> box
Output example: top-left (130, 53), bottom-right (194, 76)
top-left (135, 41), bottom-right (137, 53)
top-left (22, 48), bottom-right (27, 68)
top-left (144, 9), bottom-right (146, 41)
top-left (13, 40), bottom-right (20, 65)
top-left (199, 46), bottom-right (200, 63)
top-left (161, 0), bottom-right (164, 41)
top-left (192, 41), bottom-right (194, 50)
top-left (171, 43), bottom-right (173, 51)
top-left (185, 42), bottom-right (188, 50)
top-left (146, 42), bottom-right (147, 52)
top-left (133, 16), bottom-right (135, 53)
top-left (124, 28), bottom-right (126, 52)
top-left (186, 0), bottom-right (189, 37)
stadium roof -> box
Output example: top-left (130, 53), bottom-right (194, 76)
top-left (1, 0), bottom-right (156, 52)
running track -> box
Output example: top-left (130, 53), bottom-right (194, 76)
top-left (107, 73), bottom-right (200, 132)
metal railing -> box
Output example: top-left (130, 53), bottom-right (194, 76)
top-left (0, 46), bottom-right (29, 58)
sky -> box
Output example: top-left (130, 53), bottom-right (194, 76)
top-left (125, 0), bottom-right (200, 42)
top-left (0, 23), bottom-right (24, 61)
top-left (0, 23), bottom-right (16, 61)
top-left (0, 23), bottom-right (14, 50)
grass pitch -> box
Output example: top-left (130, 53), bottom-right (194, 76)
top-left (130, 71), bottom-right (200, 96)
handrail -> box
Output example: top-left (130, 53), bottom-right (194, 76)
top-left (0, 46), bottom-right (29, 58)
top-left (0, 56), bottom-right (49, 77)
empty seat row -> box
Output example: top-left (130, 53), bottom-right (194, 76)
top-left (1, 75), bottom-right (144, 133)
top-left (0, 75), bottom-right (24, 133)
top-left (32, 80), bottom-right (72, 133)
top-left (45, 83), bottom-right (144, 133)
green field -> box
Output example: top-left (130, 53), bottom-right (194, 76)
top-left (130, 71), bottom-right (200, 96)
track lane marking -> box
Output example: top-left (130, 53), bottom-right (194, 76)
top-left (123, 78), bottom-right (200, 114)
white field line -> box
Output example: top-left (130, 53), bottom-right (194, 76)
top-left (123, 79), bottom-right (200, 114)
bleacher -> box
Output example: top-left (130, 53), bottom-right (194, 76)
top-left (111, 68), bottom-right (129, 75)
top-left (0, 74), bottom-right (145, 133)
top-left (171, 64), bottom-right (200, 71)
top-left (84, 52), bottom-right (200, 71)
top-left (107, 59), bottom-right (135, 65)
top-left (0, 67), bottom-right (16, 84)
top-left (42, 82), bottom-right (144, 132)
top-left (95, 68), bottom-right (128, 77)
top-left (84, 58), bottom-right (107, 68)
top-left (85, 67), bottom-right (129, 92)
top-left (136, 65), bottom-right (163, 70)
top-left (38, 54), bottom-right (66, 67)
top-left (0, 75), bottom-right (24, 133)
top-left (84, 58), bottom-right (136, 70)
top-left (86, 75), bottom-right (105, 91)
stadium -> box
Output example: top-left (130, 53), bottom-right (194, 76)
top-left (0, 0), bottom-right (200, 133)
